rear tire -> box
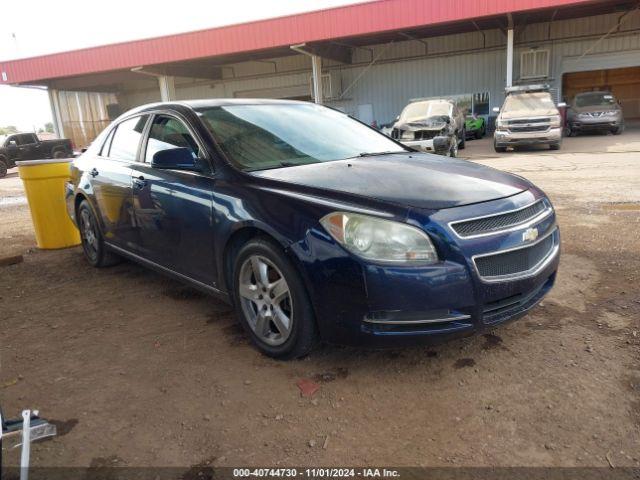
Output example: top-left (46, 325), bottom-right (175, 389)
top-left (0, 158), bottom-right (7, 178)
top-left (53, 150), bottom-right (67, 159)
top-left (475, 124), bottom-right (484, 139)
top-left (77, 200), bottom-right (120, 268)
top-left (232, 237), bottom-right (318, 359)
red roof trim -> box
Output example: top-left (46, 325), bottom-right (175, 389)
top-left (0, 0), bottom-right (596, 85)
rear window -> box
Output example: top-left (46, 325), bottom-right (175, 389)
top-left (107, 115), bottom-right (149, 161)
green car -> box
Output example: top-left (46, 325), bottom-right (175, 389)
top-left (464, 115), bottom-right (486, 140)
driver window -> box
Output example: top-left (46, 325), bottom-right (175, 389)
top-left (145, 115), bottom-right (199, 163)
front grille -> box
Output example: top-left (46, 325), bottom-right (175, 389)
top-left (474, 231), bottom-right (555, 279)
top-left (509, 125), bottom-right (549, 132)
top-left (508, 117), bottom-right (550, 125)
top-left (414, 130), bottom-right (438, 140)
top-left (451, 200), bottom-right (547, 237)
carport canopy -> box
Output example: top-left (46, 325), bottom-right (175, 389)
top-left (1, 0), bottom-right (636, 146)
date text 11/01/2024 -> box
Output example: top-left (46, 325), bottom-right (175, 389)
top-left (233, 468), bottom-right (400, 478)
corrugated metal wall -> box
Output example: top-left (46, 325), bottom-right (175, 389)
top-left (116, 10), bottom-right (640, 124)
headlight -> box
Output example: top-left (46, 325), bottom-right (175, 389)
top-left (549, 115), bottom-right (561, 127)
top-left (320, 212), bottom-right (438, 265)
top-left (496, 118), bottom-right (506, 130)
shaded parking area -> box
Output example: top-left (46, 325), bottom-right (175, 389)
top-left (1, 131), bottom-right (639, 469)
top-left (462, 122), bottom-right (640, 159)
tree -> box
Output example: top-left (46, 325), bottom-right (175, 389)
top-left (44, 122), bottom-right (54, 133)
top-left (0, 126), bottom-right (18, 135)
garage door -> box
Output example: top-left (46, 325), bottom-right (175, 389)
top-left (563, 66), bottom-right (640, 120)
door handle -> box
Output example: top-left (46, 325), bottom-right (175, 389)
top-left (89, 168), bottom-right (99, 177)
top-left (132, 176), bottom-right (147, 189)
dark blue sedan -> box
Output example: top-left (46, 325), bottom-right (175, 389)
top-left (66, 99), bottom-right (560, 359)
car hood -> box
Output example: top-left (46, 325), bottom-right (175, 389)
top-left (395, 119), bottom-right (448, 131)
top-left (572, 104), bottom-right (619, 114)
top-left (501, 107), bottom-right (558, 119)
top-left (251, 153), bottom-right (530, 210)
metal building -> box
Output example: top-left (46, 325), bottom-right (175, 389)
top-left (1, 0), bottom-right (638, 148)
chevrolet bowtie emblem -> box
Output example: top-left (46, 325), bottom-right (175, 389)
top-left (522, 227), bottom-right (539, 242)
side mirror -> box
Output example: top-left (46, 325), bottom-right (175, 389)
top-left (557, 102), bottom-right (567, 108)
top-left (492, 107), bottom-right (500, 114)
top-left (151, 147), bottom-right (201, 171)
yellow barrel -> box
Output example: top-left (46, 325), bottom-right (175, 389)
top-left (17, 159), bottom-right (81, 249)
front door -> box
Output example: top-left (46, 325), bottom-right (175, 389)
top-left (91, 115), bottom-right (149, 249)
top-left (130, 114), bottom-right (216, 286)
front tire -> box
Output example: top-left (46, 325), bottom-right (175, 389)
top-left (458, 130), bottom-right (466, 149)
top-left (77, 200), bottom-right (120, 267)
top-left (0, 158), bottom-right (7, 178)
top-left (448, 136), bottom-right (459, 157)
top-left (549, 142), bottom-right (561, 150)
top-left (493, 140), bottom-right (506, 153)
top-left (53, 150), bottom-right (67, 159)
top-left (613, 125), bottom-right (624, 135)
top-left (232, 237), bottom-right (318, 359)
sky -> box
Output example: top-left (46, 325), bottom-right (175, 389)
top-left (0, 0), bottom-right (366, 131)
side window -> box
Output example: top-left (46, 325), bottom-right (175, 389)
top-left (18, 134), bottom-right (37, 145)
top-left (108, 115), bottom-right (149, 161)
top-left (100, 128), bottom-right (116, 157)
top-left (144, 115), bottom-right (199, 163)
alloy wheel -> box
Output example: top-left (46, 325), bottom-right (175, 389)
top-left (238, 255), bottom-right (294, 346)
top-left (79, 208), bottom-right (98, 261)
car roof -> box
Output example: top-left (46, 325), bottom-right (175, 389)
top-left (575, 91), bottom-right (612, 96)
top-left (127, 98), bottom-right (310, 116)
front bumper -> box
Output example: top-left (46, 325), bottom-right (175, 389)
top-left (494, 127), bottom-right (562, 146)
top-left (298, 190), bottom-right (560, 347)
top-left (570, 118), bottom-right (621, 131)
top-left (403, 136), bottom-right (450, 155)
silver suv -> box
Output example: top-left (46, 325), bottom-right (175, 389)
top-left (493, 86), bottom-right (562, 152)
top-left (565, 91), bottom-right (624, 136)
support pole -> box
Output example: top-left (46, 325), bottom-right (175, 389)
top-left (20, 410), bottom-right (31, 480)
top-left (311, 55), bottom-right (323, 104)
top-left (506, 28), bottom-right (514, 88)
top-left (47, 88), bottom-right (65, 138)
top-left (158, 75), bottom-right (176, 102)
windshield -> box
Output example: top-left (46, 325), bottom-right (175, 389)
top-left (503, 92), bottom-right (555, 112)
top-left (197, 103), bottom-right (405, 171)
top-left (399, 101), bottom-right (452, 123)
top-left (575, 92), bottom-right (616, 108)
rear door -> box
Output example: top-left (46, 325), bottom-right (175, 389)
top-left (130, 113), bottom-right (216, 285)
top-left (91, 115), bottom-right (149, 250)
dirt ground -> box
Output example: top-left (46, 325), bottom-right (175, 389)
top-left (1, 131), bottom-right (639, 470)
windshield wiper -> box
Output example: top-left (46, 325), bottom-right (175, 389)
top-left (356, 151), bottom-right (406, 158)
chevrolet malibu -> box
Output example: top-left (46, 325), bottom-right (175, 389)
top-left (66, 99), bottom-right (560, 359)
